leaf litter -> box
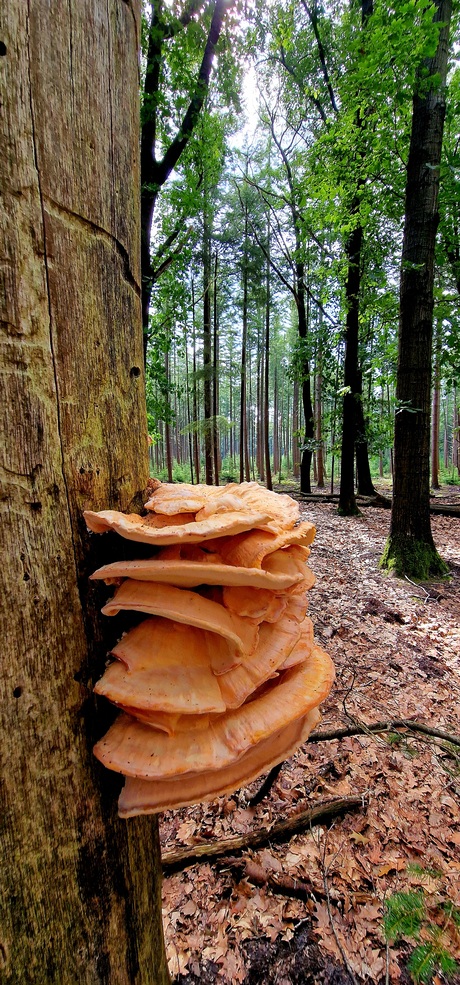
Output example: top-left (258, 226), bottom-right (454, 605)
top-left (160, 499), bottom-right (460, 984)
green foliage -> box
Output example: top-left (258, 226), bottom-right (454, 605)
top-left (384, 890), bottom-right (426, 941)
top-left (180, 415), bottom-right (234, 437)
top-left (155, 461), bottom-right (193, 483)
top-left (384, 885), bottom-right (460, 985)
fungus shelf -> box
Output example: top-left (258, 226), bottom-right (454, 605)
top-left (85, 481), bottom-right (334, 816)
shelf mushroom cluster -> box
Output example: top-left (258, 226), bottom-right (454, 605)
top-left (84, 481), bottom-right (334, 817)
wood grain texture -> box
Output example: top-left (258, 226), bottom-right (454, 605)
top-left (0, 3), bottom-right (169, 982)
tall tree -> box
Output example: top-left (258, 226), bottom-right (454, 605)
top-left (141, 0), bottom-right (229, 354)
top-left (381, 0), bottom-right (452, 579)
top-left (337, 0), bottom-right (376, 513)
top-left (1, 2), bottom-right (169, 983)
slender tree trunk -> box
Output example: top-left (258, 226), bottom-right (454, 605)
top-left (140, 0), bottom-right (227, 357)
top-left (453, 390), bottom-right (459, 475)
top-left (165, 347), bottom-right (174, 482)
top-left (381, 0), bottom-right (451, 578)
top-left (292, 378), bottom-right (300, 479)
top-left (443, 397), bottom-right (449, 469)
top-left (203, 205), bottom-right (213, 485)
top-left (191, 282), bottom-right (200, 483)
top-left (240, 210), bottom-right (250, 483)
top-left (431, 318), bottom-right (441, 488)
top-left (185, 335), bottom-right (194, 483)
top-left (0, 4), bottom-right (169, 983)
top-left (213, 250), bottom-right (220, 485)
top-left (296, 259), bottom-right (314, 495)
top-left (315, 348), bottom-right (325, 488)
top-left (273, 367), bottom-right (280, 475)
top-left (229, 358), bottom-right (234, 464)
top-left (356, 369), bottom-right (377, 495)
top-left (379, 386), bottom-right (385, 477)
top-left (264, 225), bottom-right (273, 490)
top-left (338, 0), bottom-right (374, 514)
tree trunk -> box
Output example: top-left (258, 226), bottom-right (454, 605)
top-left (272, 366), bottom-right (279, 475)
top-left (165, 348), bottom-right (174, 482)
top-left (381, 0), bottom-right (451, 578)
top-left (292, 378), bottom-right (300, 478)
top-left (264, 227), bottom-right (273, 490)
top-left (203, 205), bottom-right (213, 485)
top-left (431, 318), bottom-right (441, 488)
top-left (213, 250), bottom-right (220, 484)
top-left (240, 209), bottom-right (250, 483)
top-left (453, 390), bottom-right (459, 475)
top-left (338, 0), bottom-right (374, 514)
top-left (356, 370), bottom-right (377, 495)
top-left (296, 260), bottom-right (314, 495)
top-left (315, 348), bottom-right (325, 488)
top-left (0, 3), bottom-right (169, 983)
top-left (192, 281), bottom-right (200, 483)
top-left (140, 0), bottom-right (227, 356)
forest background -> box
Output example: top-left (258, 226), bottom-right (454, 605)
top-left (142, 0), bottom-right (460, 540)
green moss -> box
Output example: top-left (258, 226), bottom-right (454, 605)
top-left (380, 535), bottom-right (449, 580)
top-left (337, 504), bottom-right (362, 517)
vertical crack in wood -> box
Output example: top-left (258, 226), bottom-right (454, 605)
top-left (106, 0), bottom-right (115, 234)
top-left (25, 0), bottom-right (80, 574)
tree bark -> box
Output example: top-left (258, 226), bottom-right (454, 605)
top-left (0, 4), bottom-right (169, 982)
top-left (213, 250), bottom-right (221, 484)
top-left (338, 0), bottom-right (374, 513)
top-left (381, 0), bottom-right (452, 578)
top-left (431, 319), bottom-right (441, 488)
top-left (264, 220), bottom-right (273, 489)
top-left (203, 202), bottom-right (213, 485)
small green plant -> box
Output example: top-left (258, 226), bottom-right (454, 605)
top-left (383, 885), bottom-right (460, 984)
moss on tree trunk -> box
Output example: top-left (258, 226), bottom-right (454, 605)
top-left (380, 534), bottom-right (448, 581)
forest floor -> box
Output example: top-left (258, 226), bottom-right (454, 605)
top-left (160, 485), bottom-right (460, 985)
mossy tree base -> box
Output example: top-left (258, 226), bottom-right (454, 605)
top-left (380, 534), bottom-right (449, 581)
top-left (338, 503), bottom-right (362, 518)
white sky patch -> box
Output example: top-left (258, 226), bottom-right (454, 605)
top-left (229, 60), bottom-right (260, 148)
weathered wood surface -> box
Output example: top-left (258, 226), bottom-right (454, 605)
top-left (0, 3), bottom-right (169, 983)
top-left (162, 797), bottom-right (363, 874)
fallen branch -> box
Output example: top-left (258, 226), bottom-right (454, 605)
top-left (309, 719), bottom-right (460, 748)
top-left (247, 718), bottom-right (460, 807)
top-left (162, 796), bottom-right (363, 875)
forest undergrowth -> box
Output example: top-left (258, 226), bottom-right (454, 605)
top-left (160, 490), bottom-right (460, 985)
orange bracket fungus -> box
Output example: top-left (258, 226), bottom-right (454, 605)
top-left (84, 481), bottom-right (334, 816)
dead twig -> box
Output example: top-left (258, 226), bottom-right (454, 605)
top-left (162, 796), bottom-right (364, 875)
top-left (309, 719), bottom-right (460, 748)
top-left (245, 717), bottom-right (460, 809)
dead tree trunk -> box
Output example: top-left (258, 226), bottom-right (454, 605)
top-left (0, 4), bottom-right (169, 983)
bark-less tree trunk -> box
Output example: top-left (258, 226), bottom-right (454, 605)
top-left (0, 4), bottom-right (170, 983)
top-left (381, 0), bottom-right (451, 578)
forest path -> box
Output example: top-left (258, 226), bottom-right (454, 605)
top-left (160, 496), bottom-right (460, 985)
